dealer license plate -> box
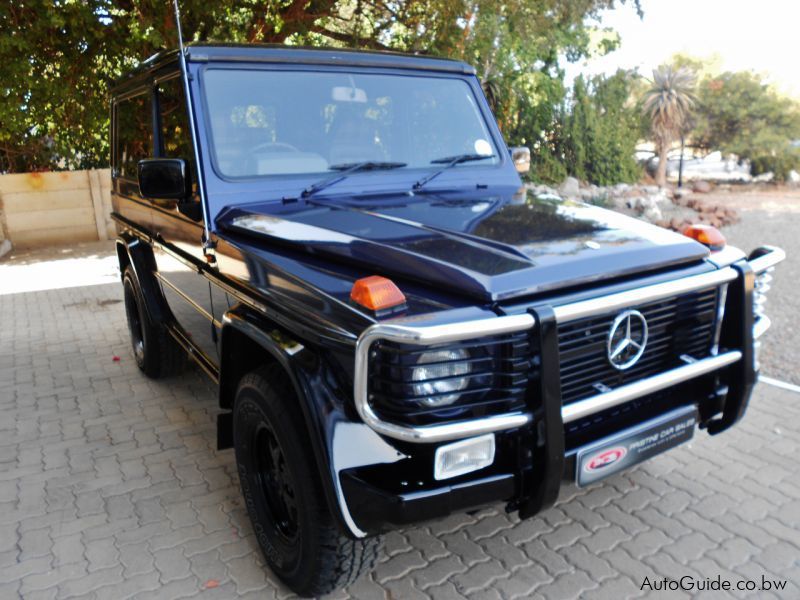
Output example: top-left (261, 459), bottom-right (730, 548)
top-left (575, 405), bottom-right (697, 487)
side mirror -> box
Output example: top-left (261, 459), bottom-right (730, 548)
top-left (138, 158), bottom-right (190, 201)
top-left (510, 146), bottom-right (531, 175)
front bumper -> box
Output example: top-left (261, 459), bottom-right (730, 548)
top-left (340, 246), bottom-right (784, 536)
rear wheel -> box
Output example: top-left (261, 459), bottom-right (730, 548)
top-left (122, 266), bottom-right (185, 378)
top-left (233, 365), bottom-right (380, 597)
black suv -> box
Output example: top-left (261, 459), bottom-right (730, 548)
top-left (110, 43), bottom-right (784, 596)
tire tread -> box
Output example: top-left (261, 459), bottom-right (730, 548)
top-left (236, 365), bottom-right (381, 596)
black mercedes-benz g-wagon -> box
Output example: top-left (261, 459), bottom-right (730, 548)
top-left (110, 43), bottom-right (784, 596)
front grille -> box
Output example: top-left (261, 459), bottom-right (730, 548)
top-left (370, 332), bottom-right (537, 426)
top-left (558, 286), bottom-right (719, 405)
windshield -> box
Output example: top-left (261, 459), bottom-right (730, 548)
top-left (202, 69), bottom-right (500, 179)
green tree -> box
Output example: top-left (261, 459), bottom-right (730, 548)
top-left (0, 0), bottom-right (640, 173)
top-left (642, 65), bottom-right (695, 187)
top-left (692, 71), bottom-right (800, 180)
top-left (559, 70), bottom-right (641, 185)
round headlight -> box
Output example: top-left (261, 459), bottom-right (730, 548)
top-left (411, 348), bottom-right (472, 407)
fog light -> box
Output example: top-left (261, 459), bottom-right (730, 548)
top-left (434, 433), bottom-right (495, 480)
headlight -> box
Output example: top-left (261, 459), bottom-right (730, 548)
top-left (411, 348), bottom-right (473, 407)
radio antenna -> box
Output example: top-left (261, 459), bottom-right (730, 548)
top-left (171, 0), bottom-right (213, 251)
top-left (173, 0), bottom-right (186, 56)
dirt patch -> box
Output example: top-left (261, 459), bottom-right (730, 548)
top-left (698, 185), bottom-right (800, 214)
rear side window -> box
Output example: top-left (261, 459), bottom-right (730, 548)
top-left (115, 92), bottom-right (153, 179)
top-left (157, 76), bottom-right (197, 194)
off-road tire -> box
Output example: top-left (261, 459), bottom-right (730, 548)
top-left (122, 266), bottom-right (185, 378)
top-left (233, 364), bottom-right (381, 597)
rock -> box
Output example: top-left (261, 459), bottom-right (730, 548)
top-left (644, 185), bottom-right (660, 195)
top-left (610, 196), bottom-right (630, 211)
top-left (0, 239), bottom-right (10, 260)
top-left (558, 176), bottom-right (580, 198)
top-left (674, 187), bottom-right (691, 199)
top-left (643, 205), bottom-right (663, 223)
top-left (692, 180), bottom-right (712, 193)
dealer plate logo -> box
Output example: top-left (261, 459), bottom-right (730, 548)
top-left (607, 309), bottom-right (648, 370)
top-left (584, 447), bottom-right (628, 473)
top-left (575, 406), bottom-right (697, 487)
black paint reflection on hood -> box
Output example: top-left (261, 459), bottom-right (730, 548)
top-left (472, 193), bottom-right (605, 244)
top-left (396, 236), bottom-right (530, 275)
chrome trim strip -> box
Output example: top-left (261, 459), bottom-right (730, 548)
top-left (154, 271), bottom-right (221, 327)
top-left (354, 313), bottom-right (536, 443)
top-left (553, 267), bottom-right (738, 324)
top-left (749, 246), bottom-right (786, 274)
top-left (561, 350), bottom-right (742, 424)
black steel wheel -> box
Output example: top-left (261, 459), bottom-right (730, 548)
top-left (252, 421), bottom-right (299, 544)
top-left (121, 266), bottom-right (185, 378)
top-left (233, 364), bottom-right (380, 597)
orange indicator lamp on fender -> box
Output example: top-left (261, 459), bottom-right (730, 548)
top-left (682, 224), bottom-right (726, 251)
top-left (350, 276), bottom-right (407, 313)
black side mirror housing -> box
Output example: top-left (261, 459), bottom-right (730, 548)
top-left (138, 158), bottom-right (191, 201)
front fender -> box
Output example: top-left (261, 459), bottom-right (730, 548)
top-left (218, 307), bottom-right (398, 538)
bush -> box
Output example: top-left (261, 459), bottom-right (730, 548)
top-left (560, 72), bottom-right (642, 185)
top-left (750, 150), bottom-right (800, 182)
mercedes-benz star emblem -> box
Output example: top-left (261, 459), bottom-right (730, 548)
top-left (607, 309), bottom-right (648, 370)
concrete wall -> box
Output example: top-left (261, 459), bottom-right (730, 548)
top-left (0, 169), bottom-right (114, 249)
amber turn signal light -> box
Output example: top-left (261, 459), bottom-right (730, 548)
top-left (350, 276), bottom-right (407, 312)
top-left (682, 224), bottom-right (726, 251)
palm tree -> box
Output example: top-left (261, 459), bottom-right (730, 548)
top-left (643, 66), bottom-right (696, 187)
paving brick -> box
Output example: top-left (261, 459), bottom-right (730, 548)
top-left (540, 522), bottom-right (593, 551)
top-left (51, 533), bottom-right (85, 566)
top-left (3, 244), bottom-right (800, 599)
top-left (534, 569), bottom-right (599, 600)
top-left (226, 554), bottom-right (270, 594)
top-left (20, 562), bottom-right (88, 595)
top-left (119, 541), bottom-right (155, 577)
top-left (153, 546), bottom-right (191, 583)
top-left (412, 554), bottom-right (468, 590)
top-left (561, 544), bottom-right (616, 582)
top-left (92, 569), bottom-right (161, 599)
top-left (18, 528), bottom-right (51, 560)
top-left (85, 536), bottom-right (120, 572)
top-left (620, 528), bottom-right (674, 559)
top-left (373, 549), bottom-right (428, 584)
top-left (581, 525), bottom-right (631, 555)
top-left (662, 532), bottom-right (720, 564)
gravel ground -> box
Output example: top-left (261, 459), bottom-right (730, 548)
top-left (719, 188), bottom-right (800, 384)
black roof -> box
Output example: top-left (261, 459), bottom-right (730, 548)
top-left (111, 42), bottom-right (474, 93)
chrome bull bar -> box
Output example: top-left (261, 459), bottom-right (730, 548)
top-left (354, 247), bottom-right (785, 443)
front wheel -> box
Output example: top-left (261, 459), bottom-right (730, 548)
top-left (233, 365), bottom-right (380, 597)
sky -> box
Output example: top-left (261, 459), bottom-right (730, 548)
top-left (566, 0), bottom-right (800, 97)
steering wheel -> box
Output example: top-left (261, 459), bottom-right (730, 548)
top-left (251, 141), bottom-right (300, 153)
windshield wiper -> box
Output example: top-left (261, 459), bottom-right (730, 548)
top-left (412, 153), bottom-right (495, 191)
top-left (301, 161), bottom-right (407, 198)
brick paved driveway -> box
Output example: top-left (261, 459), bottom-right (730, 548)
top-left (0, 242), bottom-right (798, 599)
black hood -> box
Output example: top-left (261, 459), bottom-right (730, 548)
top-left (218, 188), bottom-right (709, 302)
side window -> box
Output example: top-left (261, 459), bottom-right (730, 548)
top-left (115, 92), bottom-right (153, 179)
top-left (157, 76), bottom-right (197, 196)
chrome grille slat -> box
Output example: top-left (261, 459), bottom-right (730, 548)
top-left (557, 287), bottom-right (719, 405)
